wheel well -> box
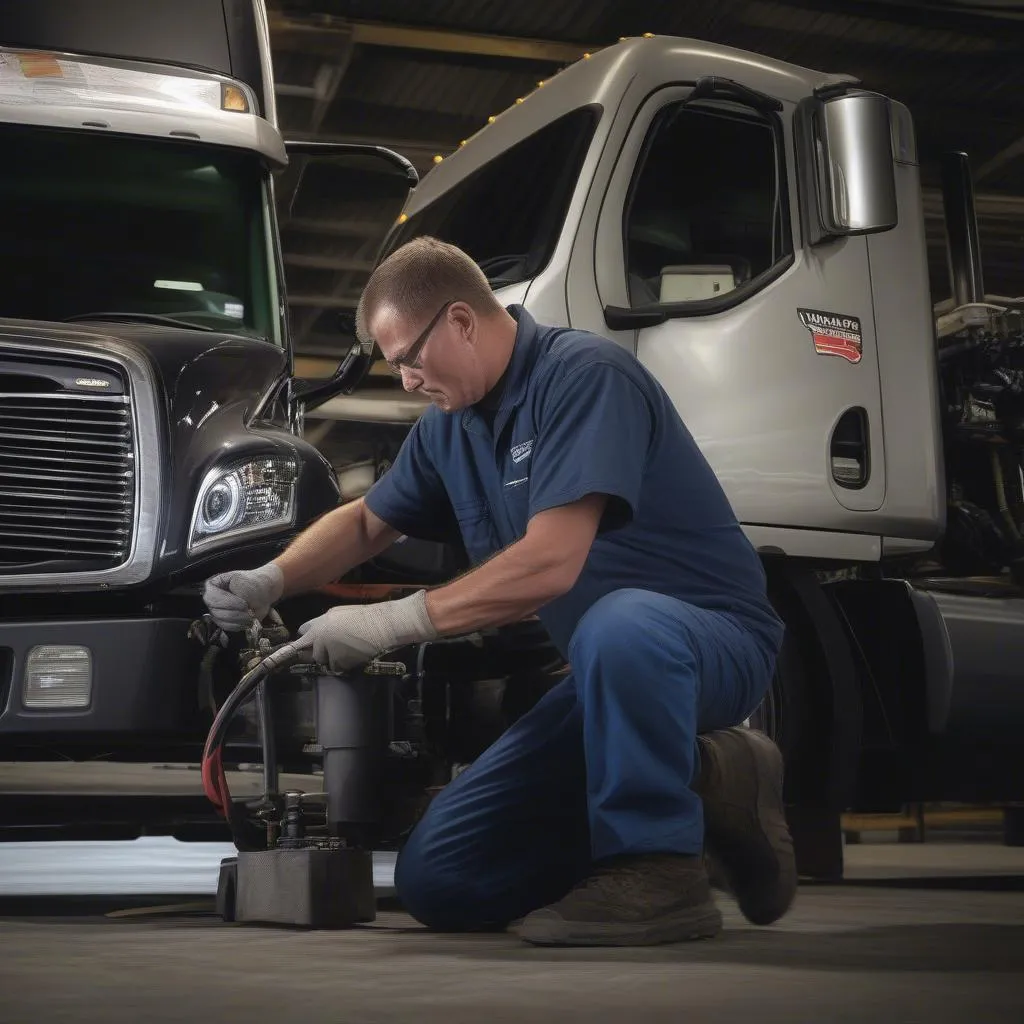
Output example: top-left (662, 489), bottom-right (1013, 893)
top-left (762, 561), bottom-right (863, 810)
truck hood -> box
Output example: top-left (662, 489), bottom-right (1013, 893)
top-left (0, 316), bottom-right (288, 433)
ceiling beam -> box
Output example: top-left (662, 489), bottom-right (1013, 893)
top-left (974, 136), bottom-right (1024, 184)
top-left (288, 293), bottom-right (363, 309)
top-left (921, 188), bottom-right (1024, 218)
top-left (284, 217), bottom-right (388, 237)
top-left (269, 14), bottom-right (594, 64)
top-left (284, 253), bottom-right (376, 273)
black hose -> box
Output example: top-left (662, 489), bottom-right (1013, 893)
top-left (203, 640), bottom-right (311, 849)
top-left (204, 640), bottom-right (309, 760)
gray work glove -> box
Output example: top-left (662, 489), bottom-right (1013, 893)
top-left (202, 563), bottom-right (285, 631)
top-left (295, 591), bottom-right (438, 672)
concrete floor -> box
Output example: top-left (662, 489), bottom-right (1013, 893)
top-left (2, 763), bottom-right (1022, 1022)
top-left (1, 843), bottom-right (1022, 1024)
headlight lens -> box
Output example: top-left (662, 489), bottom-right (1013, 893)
top-left (190, 456), bottom-right (298, 551)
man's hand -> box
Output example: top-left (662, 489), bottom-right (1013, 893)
top-left (296, 590), bottom-right (438, 672)
top-left (203, 563), bottom-right (284, 630)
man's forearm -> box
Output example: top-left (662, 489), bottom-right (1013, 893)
top-left (424, 538), bottom-right (573, 636)
top-left (424, 495), bottom-right (605, 636)
top-left (272, 498), bottom-right (400, 597)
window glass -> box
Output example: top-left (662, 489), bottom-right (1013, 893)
top-left (384, 107), bottom-right (599, 288)
top-left (624, 105), bottom-right (790, 307)
top-left (0, 125), bottom-right (278, 340)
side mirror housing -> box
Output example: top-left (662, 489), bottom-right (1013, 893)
top-left (806, 90), bottom-right (898, 239)
top-left (283, 140), bottom-right (418, 220)
top-left (291, 340), bottom-right (373, 415)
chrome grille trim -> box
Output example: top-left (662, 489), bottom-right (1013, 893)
top-left (0, 391), bottom-right (134, 568)
top-left (0, 332), bottom-right (161, 590)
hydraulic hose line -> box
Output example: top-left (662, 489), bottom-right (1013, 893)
top-left (200, 639), bottom-right (309, 820)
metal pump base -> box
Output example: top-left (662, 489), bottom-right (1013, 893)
top-left (217, 847), bottom-right (376, 928)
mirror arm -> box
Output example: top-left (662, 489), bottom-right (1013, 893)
top-left (283, 140), bottom-right (419, 185)
top-left (291, 341), bottom-right (372, 411)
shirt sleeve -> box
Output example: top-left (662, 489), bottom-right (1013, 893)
top-left (363, 417), bottom-right (459, 543)
top-left (528, 362), bottom-right (653, 530)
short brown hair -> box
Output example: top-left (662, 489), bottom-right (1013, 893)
top-left (355, 236), bottom-right (502, 344)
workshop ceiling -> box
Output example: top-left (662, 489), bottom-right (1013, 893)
top-left (266, 0), bottom-right (1024, 356)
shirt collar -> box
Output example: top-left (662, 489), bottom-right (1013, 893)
top-left (461, 304), bottom-right (540, 435)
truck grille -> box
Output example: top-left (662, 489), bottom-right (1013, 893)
top-left (0, 392), bottom-right (135, 570)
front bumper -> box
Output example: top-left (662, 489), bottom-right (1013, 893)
top-left (0, 617), bottom-right (200, 735)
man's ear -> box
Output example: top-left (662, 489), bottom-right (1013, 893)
top-left (449, 302), bottom-right (475, 346)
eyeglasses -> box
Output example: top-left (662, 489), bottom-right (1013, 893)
top-left (383, 300), bottom-right (455, 376)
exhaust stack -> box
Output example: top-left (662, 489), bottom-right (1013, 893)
top-left (940, 151), bottom-right (985, 307)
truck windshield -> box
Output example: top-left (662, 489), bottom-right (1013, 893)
top-left (382, 107), bottom-right (599, 288)
top-left (0, 124), bottom-right (280, 341)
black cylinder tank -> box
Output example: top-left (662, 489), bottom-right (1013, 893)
top-left (315, 672), bottom-right (384, 842)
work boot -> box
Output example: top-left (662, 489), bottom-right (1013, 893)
top-left (696, 727), bottom-right (797, 926)
top-left (515, 853), bottom-right (722, 947)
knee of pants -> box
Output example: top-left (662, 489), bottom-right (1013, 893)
top-left (569, 588), bottom-right (694, 670)
top-left (393, 837), bottom-right (453, 930)
top-left (394, 833), bottom-right (497, 932)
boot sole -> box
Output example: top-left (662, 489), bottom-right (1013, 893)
top-left (515, 902), bottom-right (723, 947)
top-left (706, 729), bottom-right (797, 926)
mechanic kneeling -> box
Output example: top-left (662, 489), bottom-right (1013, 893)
top-left (203, 237), bottom-right (794, 947)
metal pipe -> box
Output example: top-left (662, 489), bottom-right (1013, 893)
top-left (256, 680), bottom-right (279, 800)
top-left (940, 151), bottom-right (986, 307)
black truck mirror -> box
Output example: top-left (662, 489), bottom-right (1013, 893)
top-left (813, 91), bottom-right (898, 236)
top-left (283, 140), bottom-right (418, 221)
top-left (281, 142), bottom-right (418, 417)
top-left (291, 339), bottom-right (373, 413)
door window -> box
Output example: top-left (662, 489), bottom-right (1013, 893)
top-left (623, 104), bottom-right (791, 308)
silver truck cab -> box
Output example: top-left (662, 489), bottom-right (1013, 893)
top-left (387, 36), bottom-right (944, 561)
top-left (362, 35), bottom-right (1024, 827)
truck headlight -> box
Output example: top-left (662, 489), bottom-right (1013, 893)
top-left (190, 457), bottom-right (298, 552)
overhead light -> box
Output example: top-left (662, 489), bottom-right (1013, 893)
top-left (154, 279), bottom-right (204, 291)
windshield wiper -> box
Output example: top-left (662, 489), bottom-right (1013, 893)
top-left (64, 312), bottom-right (216, 333)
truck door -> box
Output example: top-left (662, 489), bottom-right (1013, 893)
top-left (569, 84), bottom-right (887, 540)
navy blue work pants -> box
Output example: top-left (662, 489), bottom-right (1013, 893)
top-left (394, 588), bottom-right (778, 930)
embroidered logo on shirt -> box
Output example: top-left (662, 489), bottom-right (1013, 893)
top-left (504, 476), bottom-right (529, 488)
top-left (511, 439), bottom-right (534, 464)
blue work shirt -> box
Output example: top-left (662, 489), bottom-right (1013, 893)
top-left (364, 306), bottom-right (784, 659)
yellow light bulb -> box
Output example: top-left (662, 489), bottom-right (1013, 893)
top-left (221, 84), bottom-right (249, 112)
top-left (432, 154), bottom-right (443, 164)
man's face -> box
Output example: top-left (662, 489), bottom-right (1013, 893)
top-left (370, 300), bottom-right (489, 412)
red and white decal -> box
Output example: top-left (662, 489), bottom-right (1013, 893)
top-left (797, 308), bottom-right (862, 364)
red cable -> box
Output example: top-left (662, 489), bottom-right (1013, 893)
top-left (201, 745), bottom-right (226, 813)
